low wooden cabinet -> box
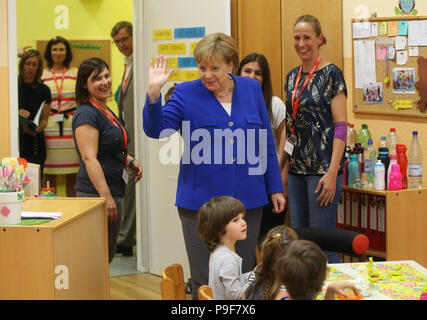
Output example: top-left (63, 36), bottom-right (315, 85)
top-left (338, 186), bottom-right (427, 267)
top-left (0, 198), bottom-right (109, 300)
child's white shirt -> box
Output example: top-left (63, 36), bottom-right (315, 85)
top-left (208, 245), bottom-right (250, 300)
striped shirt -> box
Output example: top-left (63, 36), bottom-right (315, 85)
top-left (41, 67), bottom-right (79, 174)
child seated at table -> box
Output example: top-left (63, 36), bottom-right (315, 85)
top-left (197, 196), bottom-right (250, 300)
top-left (277, 239), bottom-right (361, 300)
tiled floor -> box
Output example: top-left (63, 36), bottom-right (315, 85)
top-left (109, 247), bottom-right (142, 278)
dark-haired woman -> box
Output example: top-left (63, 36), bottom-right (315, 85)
top-left (41, 36), bottom-right (79, 196)
top-left (18, 49), bottom-right (51, 176)
top-left (238, 53), bottom-right (287, 242)
top-left (72, 58), bottom-right (142, 263)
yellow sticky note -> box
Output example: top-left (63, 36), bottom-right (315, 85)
top-left (168, 69), bottom-right (181, 82)
top-left (379, 22), bottom-right (388, 35)
top-left (158, 43), bottom-right (186, 54)
top-left (190, 42), bottom-right (199, 53)
top-left (393, 99), bottom-right (413, 110)
top-left (152, 57), bottom-right (178, 68)
top-left (153, 29), bottom-right (173, 40)
top-left (388, 21), bottom-right (398, 36)
top-left (182, 70), bottom-right (200, 81)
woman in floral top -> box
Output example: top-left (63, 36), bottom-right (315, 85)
top-left (283, 15), bottom-right (347, 263)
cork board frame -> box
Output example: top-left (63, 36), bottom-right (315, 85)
top-left (352, 16), bottom-right (427, 118)
top-left (36, 39), bottom-right (111, 73)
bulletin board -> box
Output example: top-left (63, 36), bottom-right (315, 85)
top-left (351, 16), bottom-right (427, 118)
top-left (36, 39), bottom-right (111, 71)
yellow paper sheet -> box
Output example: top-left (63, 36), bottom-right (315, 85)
top-left (158, 43), bottom-right (186, 54)
top-left (182, 70), bottom-right (199, 81)
top-left (393, 99), bottom-right (413, 110)
top-left (153, 29), bottom-right (173, 40)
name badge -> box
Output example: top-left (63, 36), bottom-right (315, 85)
top-left (284, 135), bottom-right (296, 156)
top-left (53, 114), bottom-right (64, 122)
top-left (122, 168), bottom-right (129, 184)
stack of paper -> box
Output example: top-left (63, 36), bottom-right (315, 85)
top-left (21, 211), bottom-right (63, 220)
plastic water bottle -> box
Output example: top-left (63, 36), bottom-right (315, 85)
top-left (374, 160), bottom-right (385, 190)
top-left (408, 131), bottom-right (423, 189)
top-left (387, 153), bottom-right (397, 188)
top-left (348, 154), bottom-right (360, 188)
top-left (387, 128), bottom-right (399, 155)
top-left (377, 147), bottom-right (390, 189)
top-left (364, 139), bottom-right (376, 189)
top-left (388, 163), bottom-right (402, 191)
top-left (396, 144), bottom-right (408, 189)
top-left (380, 136), bottom-right (387, 148)
top-left (348, 124), bottom-right (357, 150)
top-left (357, 124), bottom-right (371, 149)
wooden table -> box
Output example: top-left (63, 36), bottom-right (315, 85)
top-left (0, 197), bottom-right (109, 300)
top-left (328, 260), bottom-right (427, 300)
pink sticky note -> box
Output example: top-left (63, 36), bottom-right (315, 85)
top-left (376, 45), bottom-right (387, 60)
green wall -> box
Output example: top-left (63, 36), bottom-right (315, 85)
top-left (17, 0), bottom-right (134, 115)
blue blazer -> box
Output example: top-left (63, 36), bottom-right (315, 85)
top-left (143, 74), bottom-right (283, 210)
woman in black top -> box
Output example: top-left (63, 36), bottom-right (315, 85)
top-left (18, 49), bottom-right (51, 176)
top-left (72, 58), bottom-right (142, 263)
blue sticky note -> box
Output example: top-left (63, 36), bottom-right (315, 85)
top-left (178, 57), bottom-right (197, 68)
top-left (398, 20), bottom-right (408, 36)
top-left (174, 27), bottom-right (206, 39)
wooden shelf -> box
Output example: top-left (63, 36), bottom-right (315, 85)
top-left (341, 187), bottom-right (427, 267)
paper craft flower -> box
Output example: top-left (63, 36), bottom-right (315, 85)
top-left (1, 206), bottom-right (11, 217)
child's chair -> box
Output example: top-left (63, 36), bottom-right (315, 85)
top-left (198, 285), bottom-right (213, 300)
top-left (161, 263), bottom-right (187, 300)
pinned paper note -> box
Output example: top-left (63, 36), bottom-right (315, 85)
top-left (409, 46), bottom-right (419, 57)
top-left (396, 51), bottom-right (408, 65)
top-left (398, 20), bottom-right (409, 35)
top-left (178, 57), bottom-right (197, 68)
top-left (371, 22), bottom-right (378, 37)
top-left (190, 42), bottom-right (199, 53)
top-left (168, 69), bottom-right (182, 82)
top-left (174, 27), bottom-right (206, 39)
top-left (152, 57), bottom-right (178, 68)
top-left (395, 36), bottom-right (407, 50)
top-left (379, 22), bottom-right (388, 35)
top-left (158, 43), bottom-right (186, 54)
top-left (376, 45), bottom-right (387, 60)
top-left (393, 99), bottom-right (413, 110)
top-left (353, 21), bottom-right (371, 39)
top-left (182, 70), bottom-right (200, 81)
top-left (388, 21), bottom-right (399, 36)
top-left (387, 46), bottom-right (396, 60)
top-left (153, 29), bottom-right (173, 40)
top-left (354, 40), bottom-right (377, 89)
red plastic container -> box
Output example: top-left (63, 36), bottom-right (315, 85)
top-left (396, 144), bottom-right (408, 189)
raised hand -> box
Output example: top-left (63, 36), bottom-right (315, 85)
top-left (147, 55), bottom-right (174, 103)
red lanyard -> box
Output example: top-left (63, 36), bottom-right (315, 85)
top-left (51, 68), bottom-right (66, 111)
top-left (291, 57), bottom-right (321, 135)
top-left (122, 64), bottom-right (128, 93)
top-left (89, 97), bottom-right (128, 165)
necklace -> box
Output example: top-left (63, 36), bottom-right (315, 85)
top-left (215, 77), bottom-right (234, 99)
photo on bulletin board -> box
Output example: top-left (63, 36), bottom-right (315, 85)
top-left (363, 82), bottom-right (383, 104)
top-left (351, 15), bottom-right (427, 117)
top-left (392, 67), bottom-right (415, 94)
